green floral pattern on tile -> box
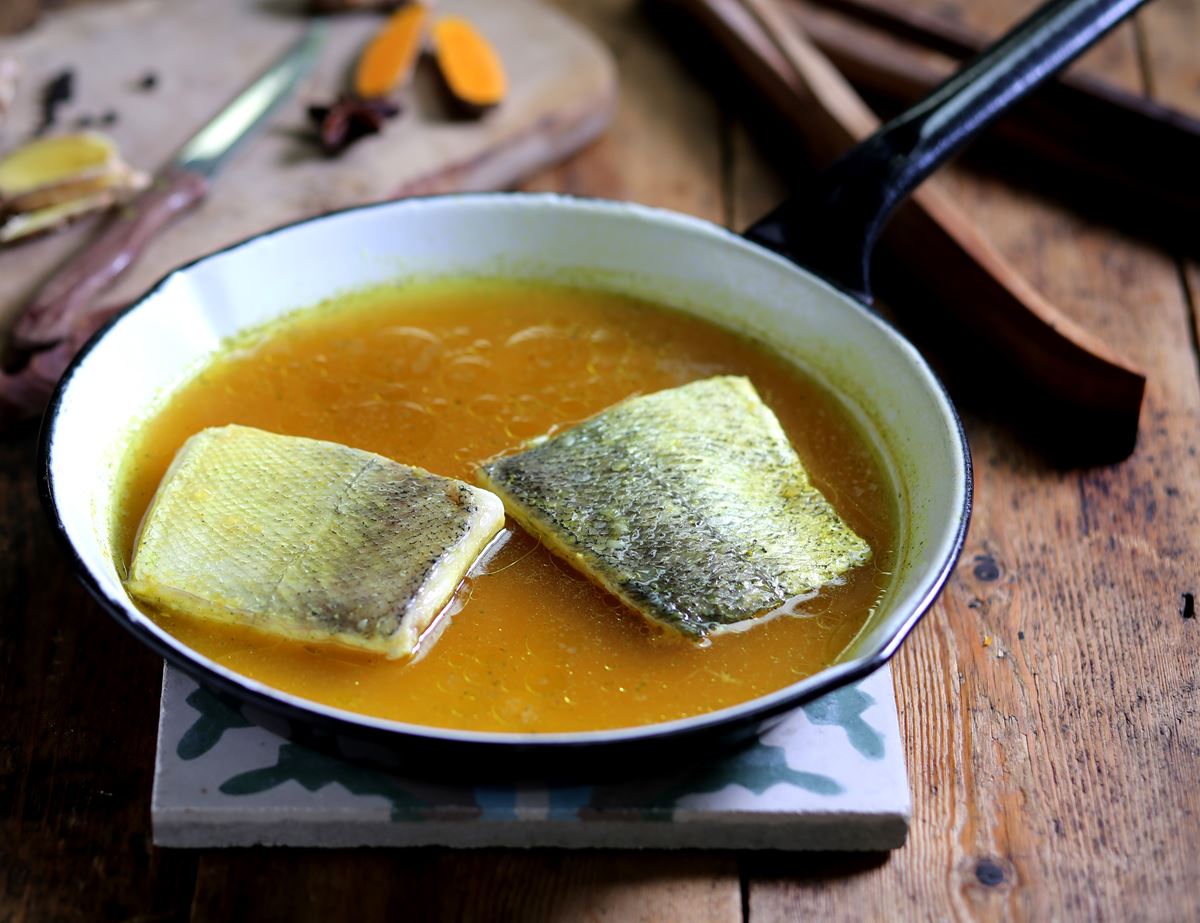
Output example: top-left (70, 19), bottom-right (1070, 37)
top-left (220, 743), bottom-right (431, 820)
top-left (648, 741), bottom-right (843, 808)
top-left (582, 739), bottom-right (843, 821)
top-left (802, 682), bottom-right (884, 760)
top-left (177, 687), bottom-right (253, 760)
top-left (171, 676), bottom-right (892, 827)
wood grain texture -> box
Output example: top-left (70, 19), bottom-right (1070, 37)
top-left (0, 429), bottom-right (197, 921)
top-left (737, 0), bottom-right (1200, 918)
top-left (3, 0), bottom-right (1200, 920)
top-left (523, 1), bottom-right (727, 221)
top-left (668, 0), bottom-right (1147, 460)
top-left (190, 850), bottom-right (741, 923)
top-left (0, 0), bottom-right (616, 334)
top-left (0, 0), bottom-right (40, 36)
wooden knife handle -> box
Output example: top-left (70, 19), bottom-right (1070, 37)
top-left (0, 302), bottom-right (126, 432)
top-left (11, 166), bottom-right (209, 351)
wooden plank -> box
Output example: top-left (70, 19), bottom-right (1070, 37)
top-left (1138, 0), bottom-right (1200, 392)
top-left (887, 0), bottom-right (1145, 87)
top-left (1132, 0), bottom-right (1198, 105)
top-left (190, 850), bottom-right (741, 923)
top-left (0, 431), bottom-right (198, 922)
top-left (522, 0), bottom-right (726, 223)
top-left (0, 0), bottom-right (39, 36)
top-left (0, 4), bottom-right (202, 888)
top-left (735, 0), bottom-right (1200, 918)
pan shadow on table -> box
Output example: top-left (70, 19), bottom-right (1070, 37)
top-left (183, 846), bottom-right (891, 920)
top-left (739, 849), bottom-right (890, 903)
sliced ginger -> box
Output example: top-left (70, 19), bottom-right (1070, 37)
top-left (355, 3), bottom-right (429, 99)
top-left (431, 16), bottom-right (507, 113)
top-left (0, 132), bottom-right (147, 245)
top-left (0, 189), bottom-right (120, 245)
top-left (0, 132), bottom-right (116, 212)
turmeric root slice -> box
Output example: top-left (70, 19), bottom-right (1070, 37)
top-left (354, 3), bottom-right (429, 99)
top-left (431, 16), bottom-right (507, 114)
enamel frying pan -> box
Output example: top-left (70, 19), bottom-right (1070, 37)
top-left (41, 0), bottom-right (1145, 776)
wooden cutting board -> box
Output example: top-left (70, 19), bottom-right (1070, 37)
top-left (0, 0), bottom-right (616, 330)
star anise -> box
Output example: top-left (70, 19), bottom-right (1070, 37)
top-left (307, 95), bottom-right (401, 156)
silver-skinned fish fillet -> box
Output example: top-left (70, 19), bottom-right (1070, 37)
top-left (478, 376), bottom-right (871, 638)
top-left (127, 425), bottom-right (505, 659)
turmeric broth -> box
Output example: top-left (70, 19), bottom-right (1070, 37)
top-left (115, 280), bottom-right (899, 733)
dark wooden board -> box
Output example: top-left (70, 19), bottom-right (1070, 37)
top-left (732, 0), bottom-right (1200, 918)
top-left (0, 0), bottom-right (616, 336)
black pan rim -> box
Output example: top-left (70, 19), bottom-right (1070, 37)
top-left (37, 190), bottom-right (973, 751)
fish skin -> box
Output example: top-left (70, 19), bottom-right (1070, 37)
top-left (478, 376), bottom-right (871, 638)
top-left (127, 425), bottom-right (505, 658)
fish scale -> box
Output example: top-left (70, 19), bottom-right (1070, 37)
top-left (479, 376), bottom-right (872, 638)
top-left (126, 425), bottom-right (505, 658)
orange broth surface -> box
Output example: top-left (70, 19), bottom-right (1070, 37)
top-left (115, 280), bottom-right (899, 733)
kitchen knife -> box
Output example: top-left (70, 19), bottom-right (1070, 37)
top-left (10, 22), bottom-right (326, 352)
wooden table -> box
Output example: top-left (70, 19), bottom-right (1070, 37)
top-left (3, 0), bottom-right (1197, 919)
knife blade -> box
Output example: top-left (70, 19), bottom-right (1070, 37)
top-left (9, 22), bottom-right (326, 352)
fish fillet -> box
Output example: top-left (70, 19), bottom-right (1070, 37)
top-left (478, 376), bottom-right (871, 638)
top-left (126, 425), bottom-right (505, 658)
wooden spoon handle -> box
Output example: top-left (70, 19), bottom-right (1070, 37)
top-left (744, 0), bottom-right (1149, 299)
top-left (670, 0), bottom-right (1144, 439)
top-left (11, 166), bottom-right (209, 351)
top-left (789, 3), bottom-right (1200, 228)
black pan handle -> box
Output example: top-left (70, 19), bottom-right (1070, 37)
top-left (743, 0), bottom-right (1150, 301)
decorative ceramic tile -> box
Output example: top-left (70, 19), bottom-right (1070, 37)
top-left (152, 665), bottom-right (909, 850)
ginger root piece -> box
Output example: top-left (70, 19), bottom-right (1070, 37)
top-left (0, 189), bottom-right (120, 245)
top-left (431, 16), bottom-right (507, 114)
top-left (354, 3), bottom-right (429, 99)
top-left (0, 132), bottom-right (145, 215)
top-left (0, 132), bottom-right (146, 246)
top-left (0, 131), bottom-right (116, 212)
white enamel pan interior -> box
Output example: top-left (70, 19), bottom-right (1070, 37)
top-left (42, 193), bottom-right (970, 749)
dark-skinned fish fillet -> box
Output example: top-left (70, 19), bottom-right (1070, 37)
top-left (126, 425), bottom-right (505, 658)
top-left (477, 376), bottom-right (871, 638)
